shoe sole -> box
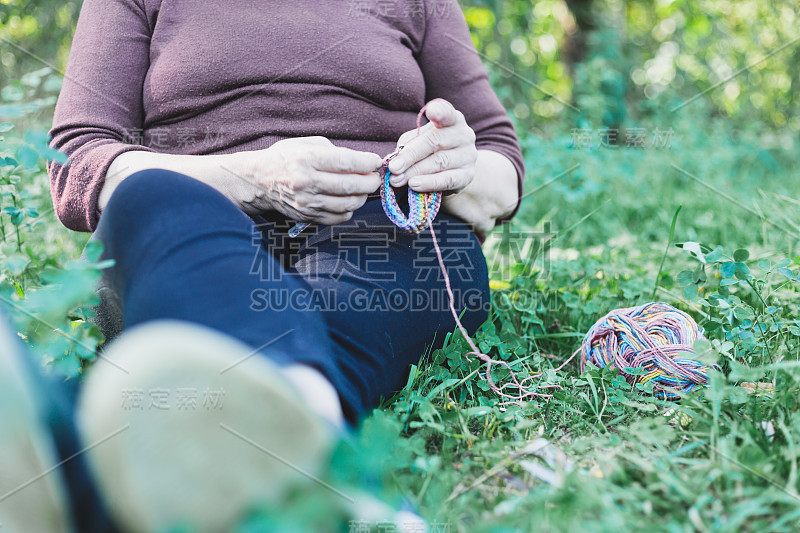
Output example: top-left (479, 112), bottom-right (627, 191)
top-left (78, 320), bottom-right (333, 532)
top-left (0, 319), bottom-right (71, 532)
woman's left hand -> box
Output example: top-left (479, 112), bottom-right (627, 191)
top-left (386, 99), bottom-right (477, 195)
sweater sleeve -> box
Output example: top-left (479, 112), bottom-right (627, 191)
top-left (47, 0), bottom-right (157, 232)
top-left (416, 0), bottom-right (526, 223)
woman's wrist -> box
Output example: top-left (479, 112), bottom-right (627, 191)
top-left (440, 183), bottom-right (492, 233)
top-left (99, 150), bottom-right (272, 214)
top-left (440, 149), bottom-right (519, 233)
top-left (211, 150), bottom-right (275, 214)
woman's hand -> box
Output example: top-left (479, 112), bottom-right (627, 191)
top-left (386, 99), bottom-right (477, 195)
top-left (385, 99), bottom-right (519, 234)
top-left (228, 136), bottom-right (382, 225)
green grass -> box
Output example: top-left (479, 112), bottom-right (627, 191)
top-left (2, 107), bottom-right (800, 532)
top-left (337, 114), bottom-right (800, 533)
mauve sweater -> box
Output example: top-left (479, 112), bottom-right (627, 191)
top-left (48, 0), bottom-right (525, 232)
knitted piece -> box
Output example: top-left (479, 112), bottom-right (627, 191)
top-left (378, 146), bottom-right (442, 234)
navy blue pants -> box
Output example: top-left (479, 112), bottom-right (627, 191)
top-left (95, 169), bottom-right (490, 422)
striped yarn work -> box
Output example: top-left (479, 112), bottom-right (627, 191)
top-left (379, 146), bottom-right (442, 234)
top-left (579, 302), bottom-right (711, 399)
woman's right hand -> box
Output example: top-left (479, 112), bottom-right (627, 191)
top-left (226, 136), bottom-right (383, 225)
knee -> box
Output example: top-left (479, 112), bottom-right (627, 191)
top-left (99, 168), bottom-right (235, 234)
top-left (96, 169), bottom-right (208, 250)
top-left (104, 169), bottom-right (206, 220)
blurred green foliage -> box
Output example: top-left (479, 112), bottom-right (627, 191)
top-left (0, 0), bottom-right (78, 82)
top-left (460, 0), bottom-right (799, 133)
top-left (0, 61), bottom-right (103, 378)
top-left (3, 0), bottom-right (799, 132)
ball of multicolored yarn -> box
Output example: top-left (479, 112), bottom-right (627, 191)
top-left (379, 148), bottom-right (442, 234)
top-left (580, 302), bottom-right (711, 399)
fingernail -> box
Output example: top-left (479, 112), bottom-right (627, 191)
top-left (408, 178), bottom-right (421, 188)
top-left (390, 173), bottom-right (404, 186)
top-left (388, 159), bottom-right (403, 173)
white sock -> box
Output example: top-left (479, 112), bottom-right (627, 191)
top-left (281, 364), bottom-right (345, 429)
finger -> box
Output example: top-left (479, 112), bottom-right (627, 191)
top-left (387, 171), bottom-right (408, 187)
top-left (313, 171), bottom-right (381, 196)
top-left (390, 148), bottom-right (476, 186)
top-left (315, 211), bottom-right (354, 226)
top-left (290, 194), bottom-right (364, 222)
top-left (388, 125), bottom-right (462, 175)
top-left (312, 147), bottom-right (383, 174)
top-left (424, 98), bottom-right (458, 129)
top-left (310, 194), bottom-right (369, 214)
top-left (395, 121), bottom-right (435, 148)
top-left (396, 130), bottom-right (416, 148)
top-left (303, 136), bottom-right (335, 146)
top-left (407, 168), bottom-right (474, 193)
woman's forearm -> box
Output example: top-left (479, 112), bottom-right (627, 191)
top-left (441, 149), bottom-right (520, 233)
top-left (99, 150), bottom-right (244, 212)
top-left (99, 139), bottom-right (383, 225)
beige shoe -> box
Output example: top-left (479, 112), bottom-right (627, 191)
top-left (0, 319), bottom-right (71, 532)
top-left (78, 320), bottom-right (334, 532)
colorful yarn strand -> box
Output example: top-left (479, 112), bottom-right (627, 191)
top-left (379, 101), bottom-right (557, 403)
top-left (579, 302), bottom-right (712, 399)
